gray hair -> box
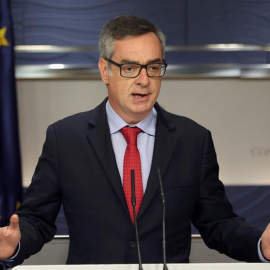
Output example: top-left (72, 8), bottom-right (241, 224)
top-left (99, 15), bottom-right (166, 59)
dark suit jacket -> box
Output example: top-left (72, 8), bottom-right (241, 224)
top-left (14, 98), bottom-right (262, 266)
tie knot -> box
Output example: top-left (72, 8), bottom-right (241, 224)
top-left (121, 127), bottom-right (141, 145)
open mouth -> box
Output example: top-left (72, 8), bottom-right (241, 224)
top-left (132, 93), bottom-right (148, 98)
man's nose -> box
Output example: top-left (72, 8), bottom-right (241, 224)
top-left (135, 67), bottom-right (150, 85)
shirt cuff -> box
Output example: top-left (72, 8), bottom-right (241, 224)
top-left (258, 238), bottom-right (270, 262)
top-left (8, 241), bottom-right (20, 260)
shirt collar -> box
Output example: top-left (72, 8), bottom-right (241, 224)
top-left (106, 100), bottom-right (156, 136)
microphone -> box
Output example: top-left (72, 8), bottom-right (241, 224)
top-left (131, 169), bottom-right (144, 270)
top-left (158, 167), bottom-right (168, 270)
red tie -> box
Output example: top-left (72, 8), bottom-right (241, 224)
top-left (121, 127), bottom-right (143, 223)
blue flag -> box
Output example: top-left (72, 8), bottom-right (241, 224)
top-left (0, 0), bottom-right (22, 226)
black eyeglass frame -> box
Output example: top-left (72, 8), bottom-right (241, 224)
top-left (105, 58), bottom-right (168, 78)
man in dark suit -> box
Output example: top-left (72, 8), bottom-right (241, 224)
top-left (0, 15), bottom-right (270, 268)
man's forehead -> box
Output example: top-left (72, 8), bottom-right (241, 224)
top-left (114, 33), bottom-right (161, 48)
top-left (112, 33), bottom-right (163, 61)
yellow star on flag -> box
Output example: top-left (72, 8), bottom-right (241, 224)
top-left (0, 26), bottom-right (10, 48)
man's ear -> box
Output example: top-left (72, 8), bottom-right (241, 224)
top-left (98, 58), bottom-right (109, 85)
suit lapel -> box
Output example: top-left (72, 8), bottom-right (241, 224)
top-left (86, 100), bottom-right (128, 211)
top-left (138, 104), bottom-right (179, 219)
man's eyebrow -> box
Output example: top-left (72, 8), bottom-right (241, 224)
top-left (120, 58), bottom-right (163, 64)
top-left (146, 58), bottom-right (163, 64)
top-left (120, 59), bottom-right (139, 64)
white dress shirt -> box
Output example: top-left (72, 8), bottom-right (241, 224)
top-left (106, 100), bottom-right (156, 193)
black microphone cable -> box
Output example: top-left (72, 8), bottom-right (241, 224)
top-left (131, 169), bottom-right (144, 270)
top-left (158, 167), bottom-right (168, 270)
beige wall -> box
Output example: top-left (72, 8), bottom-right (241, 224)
top-left (17, 78), bottom-right (270, 187)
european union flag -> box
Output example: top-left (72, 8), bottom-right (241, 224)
top-left (0, 0), bottom-right (22, 226)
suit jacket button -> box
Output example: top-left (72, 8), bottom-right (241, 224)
top-left (129, 241), bottom-right (136, 248)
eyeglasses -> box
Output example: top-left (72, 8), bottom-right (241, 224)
top-left (106, 59), bottom-right (168, 78)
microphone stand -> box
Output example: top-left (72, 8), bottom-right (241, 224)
top-left (158, 167), bottom-right (169, 270)
top-left (131, 169), bottom-right (144, 270)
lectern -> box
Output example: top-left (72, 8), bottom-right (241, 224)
top-left (13, 263), bottom-right (270, 270)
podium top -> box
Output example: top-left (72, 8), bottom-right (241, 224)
top-left (13, 263), bottom-right (269, 270)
